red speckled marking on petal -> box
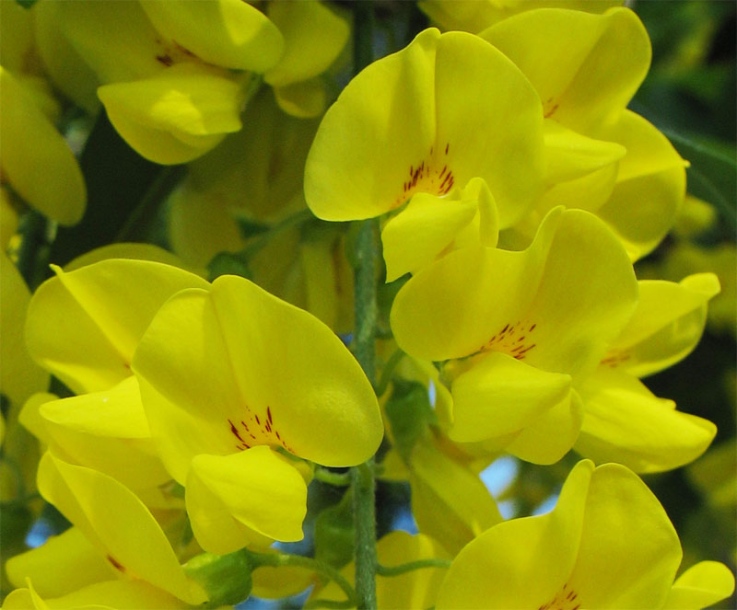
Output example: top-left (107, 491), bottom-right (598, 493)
top-left (394, 141), bottom-right (455, 208)
top-left (227, 404), bottom-right (294, 454)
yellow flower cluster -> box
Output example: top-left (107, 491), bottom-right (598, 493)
top-left (1, 1), bottom-right (733, 608)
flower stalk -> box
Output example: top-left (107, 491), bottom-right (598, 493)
top-left (350, 5), bottom-right (379, 607)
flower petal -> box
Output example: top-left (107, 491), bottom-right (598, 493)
top-left (522, 209), bottom-right (638, 378)
top-left (410, 438), bottom-right (502, 554)
top-left (60, 0), bottom-right (163, 83)
top-left (374, 532), bottom-right (450, 610)
top-left (391, 239), bottom-right (542, 362)
top-left (33, 0), bottom-right (100, 114)
top-left (64, 243), bottom-right (199, 274)
top-left (305, 28), bottom-right (438, 220)
top-left (543, 119), bottom-right (626, 184)
top-left (133, 275), bottom-right (382, 478)
top-left (208, 276), bottom-right (382, 467)
top-left (530, 157), bottom-right (619, 222)
top-left (41, 377), bottom-right (147, 439)
top-left (482, 7), bottom-right (650, 131)
top-left (603, 274), bottom-right (720, 377)
top-left (318, 531), bottom-right (449, 609)
top-left (450, 352), bottom-right (572, 443)
top-left (98, 64), bottom-right (245, 165)
top-left (436, 460), bottom-right (593, 609)
top-left (595, 110), bottom-right (687, 260)
top-left (382, 191), bottom-right (478, 282)
top-left (665, 561), bottom-right (736, 610)
top-left (0, 67), bottom-right (85, 226)
top-left (168, 186), bottom-right (246, 269)
top-left (140, 0), bottom-right (283, 72)
top-left (1, 252), bottom-right (49, 410)
top-left (133, 287), bottom-right (250, 484)
top-left (575, 369), bottom-right (716, 473)
top-left (7, 580), bottom-right (190, 610)
top-left (418, 0), bottom-right (622, 34)
top-left (0, 584), bottom-right (48, 610)
top-left (272, 78), bottom-right (328, 118)
top-left (251, 551), bottom-right (315, 599)
top-left (392, 208), bottom-right (638, 377)
top-left (264, 0), bottom-right (348, 87)
top-left (504, 388), bottom-right (585, 464)
top-left (433, 32), bottom-right (544, 227)
top-left (186, 448), bottom-right (307, 554)
top-left (38, 377), bottom-right (171, 490)
top-left (37, 452), bottom-right (208, 605)
top-left (570, 462), bottom-right (681, 608)
top-left (5, 527), bottom-right (115, 598)
top-left (62, 580), bottom-right (189, 609)
top-left (305, 28), bottom-right (544, 224)
top-left (25, 259), bottom-right (208, 395)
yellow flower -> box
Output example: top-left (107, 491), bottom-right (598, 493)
top-left (16, 254), bottom-right (213, 515)
top-left (391, 208), bottom-right (638, 464)
top-left (0, 67), bottom-right (85, 226)
top-left (132, 274), bottom-right (382, 553)
top-left (436, 459), bottom-right (735, 609)
top-left (6, 527), bottom-right (137, 599)
top-left (1, 252), bottom-right (49, 414)
top-left (483, 8), bottom-right (687, 260)
top-left (97, 63), bottom-right (249, 165)
top-left (419, 0), bottom-right (622, 34)
top-left (4, 578), bottom-right (191, 609)
top-left (264, 0), bottom-right (350, 118)
top-left (305, 27), bottom-right (545, 279)
top-left (27, 377), bottom-right (171, 493)
top-left (32, 0), bottom-right (100, 115)
top-left (138, 0), bottom-right (283, 72)
top-left (25, 258), bottom-right (208, 395)
top-left (0, 252), bottom-right (48, 507)
top-left (601, 274), bottom-right (720, 378)
top-left (644, 241), bottom-right (737, 338)
top-left (57, 0), bottom-right (284, 164)
top-left (29, 451), bottom-right (207, 605)
top-left (574, 273), bottom-right (720, 473)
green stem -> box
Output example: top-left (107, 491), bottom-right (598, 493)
top-left (314, 467), bottom-right (353, 487)
top-left (351, 219), bottom-right (380, 383)
top-left (350, 218), bottom-right (380, 610)
top-left (351, 459), bottom-right (378, 609)
top-left (246, 549), bottom-right (357, 607)
top-left (304, 599), bottom-right (355, 610)
top-left (351, 4), bottom-right (379, 609)
top-left (376, 558), bottom-right (452, 577)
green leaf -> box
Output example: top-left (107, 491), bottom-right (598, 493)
top-left (664, 129), bottom-right (737, 232)
top-left (184, 549), bottom-right (253, 607)
top-left (314, 490), bottom-right (355, 570)
top-left (384, 380), bottom-right (437, 463)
